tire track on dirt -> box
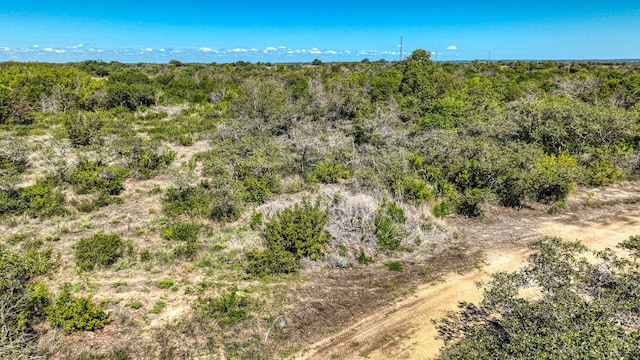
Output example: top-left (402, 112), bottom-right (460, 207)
top-left (296, 186), bottom-right (640, 360)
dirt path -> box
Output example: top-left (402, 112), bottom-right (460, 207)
top-left (297, 184), bottom-right (640, 360)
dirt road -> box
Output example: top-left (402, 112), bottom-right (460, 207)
top-left (297, 183), bottom-right (640, 359)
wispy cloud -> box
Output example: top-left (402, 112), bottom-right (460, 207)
top-left (447, 45), bottom-right (457, 50)
top-left (0, 43), bottom-right (407, 63)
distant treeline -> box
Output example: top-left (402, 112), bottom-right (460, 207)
top-left (1, 50), bottom-right (639, 217)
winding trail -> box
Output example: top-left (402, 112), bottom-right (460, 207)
top-left (296, 184), bottom-right (640, 360)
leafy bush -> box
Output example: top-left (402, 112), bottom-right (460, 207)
top-left (196, 286), bottom-right (250, 326)
top-left (74, 232), bottom-right (124, 271)
top-left (64, 111), bottom-right (103, 146)
top-left (384, 261), bottom-right (404, 272)
top-left (433, 201), bottom-right (451, 217)
top-left (245, 248), bottom-right (298, 276)
top-left (69, 159), bottom-right (128, 195)
top-left (156, 279), bottom-right (174, 289)
top-left (455, 188), bottom-right (488, 218)
top-left (436, 237), bottom-right (640, 359)
top-left (240, 176), bottom-right (278, 204)
top-left (375, 201), bottom-right (407, 251)
top-left (264, 197), bottom-right (330, 259)
top-left (394, 175), bottom-right (433, 205)
top-left (163, 184), bottom-right (241, 223)
top-left (161, 221), bottom-right (199, 242)
top-left (1, 181), bottom-right (68, 218)
top-left (46, 288), bottom-right (109, 332)
top-left (313, 160), bottom-right (351, 184)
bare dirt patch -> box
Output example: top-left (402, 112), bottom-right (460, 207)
top-left (294, 182), bottom-right (640, 360)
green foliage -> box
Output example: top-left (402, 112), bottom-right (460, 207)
top-left (161, 221), bottom-right (199, 242)
top-left (264, 197), bottom-right (330, 260)
top-left (375, 201), bottom-right (407, 251)
top-left (394, 175), bottom-right (433, 205)
top-left (436, 237), bottom-right (640, 359)
top-left (619, 235), bottom-right (640, 259)
top-left (245, 248), bottom-right (298, 276)
top-left (433, 201), bottom-right (451, 217)
top-left (64, 111), bottom-right (103, 146)
top-left (455, 188), bottom-right (488, 218)
top-left (249, 212), bottom-right (263, 230)
top-left (46, 288), bottom-right (109, 332)
top-left (0, 181), bottom-right (67, 218)
top-left (384, 261), bottom-right (403, 272)
top-left (74, 232), bottom-right (124, 271)
top-left (163, 183), bottom-right (241, 223)
top-left (0, 244), bottom-right (54, 357)
top-left (125, 301), bottom-right (143, 309)
top-left (356, 249), bottom-right (374, 265)
top-left (196, 286), bottom-right (250, 326)
top-left (313, 160), bottom-right (351, 184)
top-left (149, 301), bottom-right (166, 314)
top-left (70, 159), bottom-right (128, 195)
top-left (156, 279), bottom-right (174, 289)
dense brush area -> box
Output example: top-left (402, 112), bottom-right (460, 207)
top-left (1, 53), bottom-right (639, 358)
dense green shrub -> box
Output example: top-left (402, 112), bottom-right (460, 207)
top-left (1, 181), bottom-right (67, 218)
top-left (46, 288), bottom-right (109, 332)
top-left (264, 197), bottom-right (330, 259)
top-left (161, 221), bottom-right (200, 242)
top-left (384, 261), bottom-right (404, 272)
top-left (245, 248), bottom-right (298, 276)
top-left (455, 188), bottom-right (488, 217)
top-left (436, 237), bottom-right (640, 359)
top-left (74, 232), bottom-right (124, 271)
top-left (313, 160), bottom-right (351, 184)
top-left (394, 175), bottom-right (433, 205)
top-left (163, 183), bottom-right (241, 223)
top-left (64, 111), bottom-right (103, 146)
top-left (240, 176), bottom-right (278, 204)
top-left (70, 159), bottom-right (128, 195)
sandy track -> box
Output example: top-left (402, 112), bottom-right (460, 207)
top-left (297, 185), bottom-right (640, 360)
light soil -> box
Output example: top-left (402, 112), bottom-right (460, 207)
top-left (297, 182), bottom-right (640, 360)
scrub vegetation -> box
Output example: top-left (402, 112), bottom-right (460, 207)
top-left (1, 53), bottom-right (639, 358)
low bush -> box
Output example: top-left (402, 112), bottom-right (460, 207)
top-left (161, 221), bottom-right (199, 242)
top-left (74, 232), bottom-right (124, 271)
top-left (375, 201), bottom-right (407, 251)
top-left (69, 159), bottom-right (128, 195)
top-left (0, 181), bottom-right (68, 218)
top-left (313, 160), bottom-right (351, 184)
top-left (195, 286), bottom-right (250, 326)
top-left (245, 248), bottom-right (298, 276)
top-left (46, 288), bottom-right (109, 332)
top-left (264, 197), bottom-right (330, 259)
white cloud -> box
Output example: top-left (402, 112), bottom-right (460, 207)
top-left (447, 45), bottom-right (457, 50)
top-left (265, 46), bottom-right (277, 51)
top-left (143, 48), bottom-right (153, 52)
top-left (160, 48), bottom-right (165, 52)
top-left (32, 44), bottom-right (39, 48)
top-left (326, 50), bottom-right (337, 55)
top-left (43, 48), bottom-right (54, 52)
top-left (199, 47), bottom-right (213, 52)
top-left (54, 49), bottom-right (66, 53)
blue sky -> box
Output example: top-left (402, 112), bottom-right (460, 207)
top-left (1, 1), bottom-right (639, 63)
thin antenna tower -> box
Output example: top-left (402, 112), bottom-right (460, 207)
top-left (400, 35), bottom-right (403, 61)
